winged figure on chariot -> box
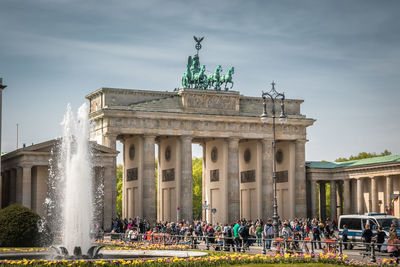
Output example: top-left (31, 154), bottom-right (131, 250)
top-left (181, 36), bottom-right (234, 91)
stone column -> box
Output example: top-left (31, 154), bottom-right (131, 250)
top-left (22, 166), bottom-right (32, 209)
top-left (16, 167), bottom-right (23, 204)
top-left (310, 179), bottom-right (318, 219)
top-left (103, 166), bottom-right (113, 231)
top-left (103, 132), bottom-right (117, 221)
top-left (337, 181), bottom-right (343, 216)
top-left (371, 176), bottom-right (378, 212)
top-left (10, 168), bottom-right (17, 204)
top-left (288, 141), bottom-right (296, 219)
top-left (386, 176), bottom-right (393, 211)
top-left (143, 135), bottom-right (156, 223)
top-left (156, 139), bottom-right (161, 221)
top-left (319, 182), bottom-right (326, 220)
top-left (180, 136), bottom-right (193, 222)
top-left (261, 139), bottom-right (273, 219)
top-left (330, 180), bottom-right (337, 220)
top-left (295, 140), bottom-right (307, 218)
top-left (343, 179), bottom-right (351, 214)
top-left (357, 178), bottom-right (364, 214)
top-left (227, 138), bottom-right (240, 223)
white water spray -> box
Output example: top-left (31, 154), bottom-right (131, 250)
top-left (60, 103), bottom-right (93, 253)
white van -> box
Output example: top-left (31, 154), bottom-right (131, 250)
top-left (338, 213), bottom-right (400, 248)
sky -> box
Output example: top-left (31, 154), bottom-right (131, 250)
top-left (1, 0), bottom-right (399, 163)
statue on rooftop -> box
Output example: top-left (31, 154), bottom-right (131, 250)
top-left (180, 36), bottom-right (235, 91)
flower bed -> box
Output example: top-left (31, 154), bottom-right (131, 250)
top-left (97, 240), bottom-right (190, 250)
top-left (0, 253), bottom-right (342, 266)
top-left (0, 252), bottom-right (398, 266)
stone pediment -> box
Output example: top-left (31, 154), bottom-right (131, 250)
top-left (2, 139), bottom-right (118, 161)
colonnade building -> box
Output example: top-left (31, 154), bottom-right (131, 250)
top-left (307, 154), bottom-right (400, 220)
top-left (86, 87), bottom-right (315, 224)
top-left (0, 139), bottom-right (118, 230)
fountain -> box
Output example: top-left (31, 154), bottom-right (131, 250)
top-left (51, 103), bottom-right (102, 259)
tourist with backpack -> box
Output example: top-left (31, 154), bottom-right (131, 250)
top-left (263, 219), bottom-right (274, 250)
top-left (233, 221), bottom-right (242, 252)
top-left (223, 223), bottom-right (235, 252)
top-left (312, 220), bottom-right (322, 249)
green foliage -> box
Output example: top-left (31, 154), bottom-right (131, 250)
top-left (0, 204), bottom-right (40, 247)
top-left (116, 164), bottom-right (123, 217)
top-left (192, 157), bottom-right (203, 219)
top-left (335, 150), bottom-right (391, 162)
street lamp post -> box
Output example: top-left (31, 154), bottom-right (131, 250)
top-left (260, 81), bottom-right (286, 238)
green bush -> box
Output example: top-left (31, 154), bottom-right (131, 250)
top-left (0, 204), bottom-right (40, 247)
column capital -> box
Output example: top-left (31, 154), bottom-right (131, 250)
top-left (103, 132), bottom-right (118, 138)
top-left (143, 134), bottom-right (157, 140)
top-left (180, 135), bottom-right (193, 142)
top-left (227, 137), bottom-right (240, 147)
top-left (19, 165), bottom-right (32, 170)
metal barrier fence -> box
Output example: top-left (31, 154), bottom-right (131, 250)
top-left (98, 232), bottom-right (400, 262)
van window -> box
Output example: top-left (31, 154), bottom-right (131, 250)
top-left (377, 218), bottom-right (400, 231)
top-left (340, 218), bottom-right (361, 230)
top-left (363, 219), bottom-right (377, 230)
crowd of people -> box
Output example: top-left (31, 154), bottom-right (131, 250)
top-left (107, 216), bottom-right (400, 261)
top-left (110, 217), bottom-right (340, 252)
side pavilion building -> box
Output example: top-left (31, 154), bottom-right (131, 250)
top-left (0, 139), bottom-right (119, 230)
top-left (86, 87), bottom-right (315, 224)
top-left (307, 154), bottom-right (400, 220)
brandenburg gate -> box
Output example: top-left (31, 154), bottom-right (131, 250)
top-left (85, 38), bottom-right (315, 224)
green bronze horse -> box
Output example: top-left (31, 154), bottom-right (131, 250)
top-left (181, 56), bottom-right (193, 88)
top-left (207, 65), bottom-right (223, 90)
top-left (193, 65), bottom-right (207, 89)
top-left (219, 66), bottom-right (234, 90)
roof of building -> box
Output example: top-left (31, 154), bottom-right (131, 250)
top-left (306, 154), bottom-right (400, 169)
top-left (2, 138), bottom-right (119, 161)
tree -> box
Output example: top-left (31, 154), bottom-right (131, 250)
top-left (192, 158), bottom-right (203, 219)
top-left (116, 164), bottom-right (123, 217)
top-left (335, 150), bottom-right (391, 162)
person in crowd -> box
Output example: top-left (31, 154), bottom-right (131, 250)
top-left (195, 222), bottom-right (202, 240)
top-left (222, 223), bottom-right (233, 252)
top-left (362, 224), bottom-right (373, 252)
top-left (374, 226), bottom-right (386, 251)
top-left (342, 224), bottom-right (349, 249)
top-left (324, 220), bottom-right (331, 239)
top-left (238, 221), bottom-right (249, 250)
top-left (390, 223), bottom-right (396, 236)
top-left (233, 221), bottom-right (241, 252)
top-left (263, 219), bottom-right (274, 251)
top-left (256, 222), bottom-right (263, 246)
top-left (301, 221), bottom-right (309, 239)
top-left (312, 219), bottom-right (322, 250)
top-left (387, 232), bottom-right (400, 257)
top-left (248, 221), bottom-right (256, 246)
